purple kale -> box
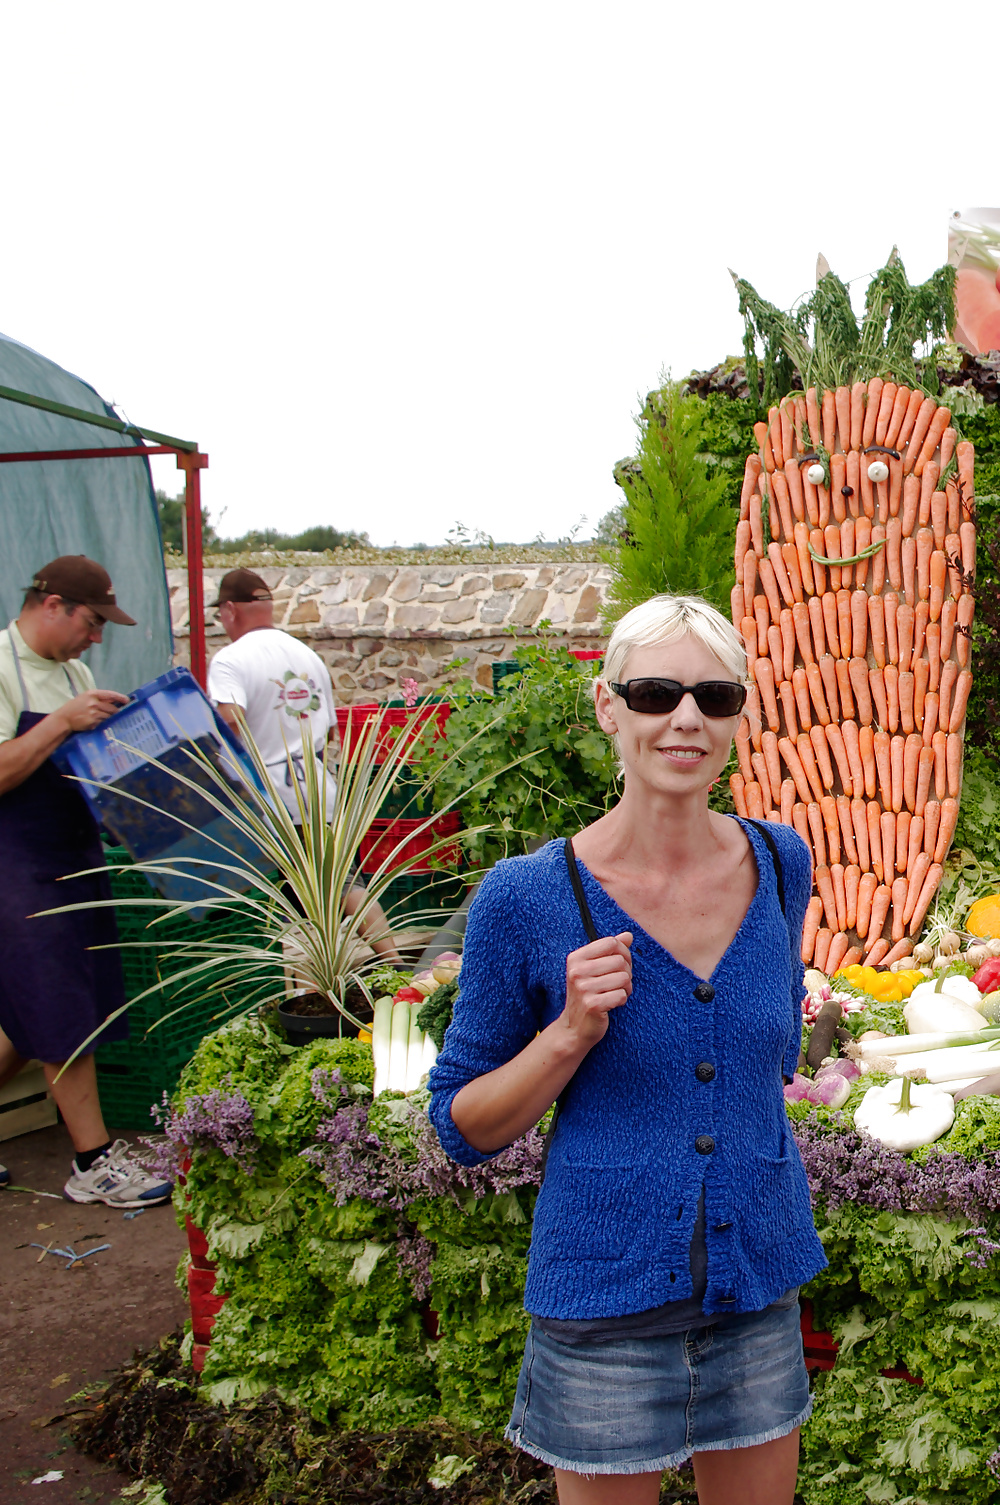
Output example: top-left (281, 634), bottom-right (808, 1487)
top-left (144, 1078), bottom-right (258, 1179)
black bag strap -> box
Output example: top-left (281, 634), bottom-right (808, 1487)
top-left (539, 826), bottom-right (785, 1183)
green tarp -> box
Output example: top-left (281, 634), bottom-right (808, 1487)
top-left (0, 331), bottom-right (172, 693)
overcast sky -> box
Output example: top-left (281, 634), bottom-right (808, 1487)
top-left (1, 3), bottom-right (996, 547)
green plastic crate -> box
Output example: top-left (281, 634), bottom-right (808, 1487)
top-left (95, 849), bottom-right (283, 1129)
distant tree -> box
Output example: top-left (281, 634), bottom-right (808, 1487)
top-left (156, 490), bottom-right (218, 552)
top-left (208, 522), bottom-right (371, 553)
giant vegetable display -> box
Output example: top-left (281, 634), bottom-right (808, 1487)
top-left (730, 379), bottom-right (976, 973)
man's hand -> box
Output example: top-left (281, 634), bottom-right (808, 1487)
top-left (52, 690), bottom-right (129, 734)
top-left (560, 932), bottom-right (634, 1049)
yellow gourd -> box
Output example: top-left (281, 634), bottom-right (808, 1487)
top-left (966, 894), bottom-right (1000, 939)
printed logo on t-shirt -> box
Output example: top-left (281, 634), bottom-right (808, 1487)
top-left (272, 669), bottom-right (321, 719)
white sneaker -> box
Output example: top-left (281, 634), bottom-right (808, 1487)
top-left (63, 1139), bottom-right (173, 1208)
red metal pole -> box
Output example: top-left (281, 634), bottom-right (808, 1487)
top-left (180, 449), bottom-right (209, 687)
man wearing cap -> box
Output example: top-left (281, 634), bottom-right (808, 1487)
top-left (209, 569), bottom-right (401, 962)
top-left (0, 557), bottom-right (173, 1208)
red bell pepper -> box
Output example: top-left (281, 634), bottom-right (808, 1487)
top-left (971, 958), bottom-right (1000, 996)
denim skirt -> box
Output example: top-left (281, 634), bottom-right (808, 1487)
top-left (505, 1290), bottom-right (811, 1476)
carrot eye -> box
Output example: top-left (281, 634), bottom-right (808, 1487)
top-left (806, 463), bottom-right (826, 484)
top-left (867, 460), bottom-right (890, 483)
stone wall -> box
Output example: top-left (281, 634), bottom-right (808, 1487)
top-left (168, 562), bottom-right (612, 700)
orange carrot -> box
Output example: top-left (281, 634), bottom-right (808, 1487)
top-left (820, 793), bottom-right (841, 862)
top-left (850, 381), bottom-right (866, 450)
top-left (896, 386), bottom-right (925, 453)
top-left (836, 589), bottom-right (852, 660)
top-left (904, 396), bottom-right (939, 475)
top-left (797, 732), bottom-right (826, 803)
top-left (745, 684), bottom-right (762, 749)
top-left (919, 461), bottom-right (939, 528)
top-left (823, 523), bottom-right (842, 591)
top-left (840, 515), bottom-right (855, 572)
top-left (901, 473), bottom-right (920, 538)
top-left (745, 781), bottom-right (765, 820)
top-left (884, 663), bottom-right (899, 733)
top-left (754, 656), bottom-right (780, 732)
top-left (913, 600), bottom-right (929, 665)
top-left (890, 734), bottom-right (905, 813)
top-left (898, 671), bottom-right (915, 735)
top-left (821, 388), bottom-right (836, 452)
top-left (852, 798), bottom-right (871, 873)
top-left (902, 733), bottom-right (922, 811)
top-left (749, 493), bottom-right (764, 556)
top-left (882, 937), bottom-right (915, 968)
top-left (815, 864), bottom-right (838, 930)
top-left (868, 802), bottom-right (884, 882)
top-left (869, 667), bottom-right (888, 731)
top-left (831, 452), bottom-right (848, 525)
top-left (889, 457), bottom-right (904, 521)
top-left (835, 385), bottom-right (852, 452)
top-left (884, 591), bottom-right (899, 664)
top-left (932, 731), bottom-right (948, 801)
top-left (871, 523), bottom-right (887, 592)
top-left (909, 862), bottom-right (945, 937)
top-left (915, 744), bottom-right (934, 815)
top-left (940, 597), bottom-right (958, 660)
top-left (803, 472), bottom-right (821, 530)
top-left (923, 800), bottom-right (941, 858)
top-left (731, 583), bottom-right (746, 627)
top-left (807, 593), bottom-right (826, 660)
top-left (822, 592), bottom-right (840, 660)
top-left (913, 404), bottom-right (952, 478)
top-left (792, 667), bottom-right (812, 732)
top-left (949, 670), bottom-right (973, 734)
top-left (794, 521), bottom-right (814, 596)
top-left (740, 616), bottom-right (758, 668)
top-left (807, 801), bottom-right (827, 866)
top-left (768, 542), bottom-right (795, 607)
top-left (844, 863), bottom-right (861, 928)
top-left (874, 730), bottom-right (893, 808)
top-left (810, 724), bottom-right (835, 791)
top-left (741, 455), bottom-right (762, 518)
top-left (925, 621), bottom-right (941, 691)
top-left (880, 810), bottom-right (896, 884)
top-left (779, 399), bottom-right (794, 469)
top-left (730, 772), bottom-right (748, 817)
top-left (885, 385), bottom-right (912, 449)
top-left (806, 663), bottom-right (831, 726)
top-left (921, 692), bottom-right (940, 746)
top-left (846, 448), bottom-right (862, 520)
top-left (751, 755), bottom-right (773, 815)
top-left (932, 489), bottom-right (948, 552)
top-left (838, 795), bottom-right (859, 866)
top-left (826, 931), bottom-right (851, 975)
top-left (945, 532), bottom-right (963, 601)
top-left (859, 724), bottom-right (877, 798)
top-left (896, 809), bottom-right (911, 874)
top-left (867, 593), bottom-right (886, 668)
top-left (913, 656), bottom-right (928, 733)
top-left (758, 558), bottom-right (782, 623)
top-left (835, 656), bottom-right (855, 721)
top-left (859, 450), bottom-right (875, 518)
top-left (792, 600), bottom-right (814, 664)
top-left (735, 718), bottom-right (754, 782)
top-left (753, 596), bottom-right (770, 655)
top-left (779, 735), bottom-right (813, 805)
top-left (863, 378), bottom-right (883, 448)
top-left (735, 518), bottom-right (752, 577)
top-left (813, 929), bottom-right (833, 973)
top-left (886, 516), bottom-right (903, 591)
top-left (842, 720), bottom-right (865, 795)
top-left (778, 608), bottom-right (796, 682)
top-left (779, 777), bottom-right (795, 825)
top-left (829, 861), bottom-right (847, 931)
top-left (781, 543), bottom-right (804, 603)
top-left (961, 520), bottom-right (977, 580)
top-left (946, 732), bottom-right (963, 797)
top-left (891, 876), bottom-right (909, 942)
top-left (938, 660), bottom-right (958, 735)
top-left (903, 852), bottom-right (932, 927)
top-left (784, 457), bottom-right (806, 523)
top-left (946, 479), bottom-right (962, 536)
top-left (755, 419), bottom-right (773, 474)
top-left (906, 815), bottom-right (924, 878)
top-left (767, 624), bottom-right (783, 676)
top-left (850, 658), bottom-right (874, 725)
top-left (809, 528), bottom-right (827, 593)
top-left (761, 730), bottom-right (782, 800)
top-left (801, 896), bottom-right (823, 963)
top-left (856, 871), bottom-right (878, 936)
top-left (768, 406), bottom-right (784, 469)
top-left (826, 724), bottom-right (854, 796)
top-left (896, 602), bottom-right (914, 673)
top-left (819, 655), bottom-right (839, 721)
top-left (940, 426), bottom-right (957, 474)
top-left (778, 680), bottom-right (799, 740)
top-left (956, 440), bottom-right (975, 510)
top-left (792, 801), bottom-right (811, 848)
top-left (805, 388), bottom-right (822, 448)
top-left (742, 548), bottom-right (757, 606)
top-left (902, 534), bottom-right (916, 608)
top-left (868, 884), bottom-right (893, 945)
top-left (850, 591), bottom-right (868, 659)
top-left (957, 595), bottom-right (974, 669)
top-left (874, 380), bottom-right (897, 444)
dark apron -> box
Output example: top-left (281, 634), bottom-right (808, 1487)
top-left (0, 644), bottom-right (127, 1062)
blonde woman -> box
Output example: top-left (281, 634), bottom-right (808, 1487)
top-left (429, 594), bottom-right (825, 1505)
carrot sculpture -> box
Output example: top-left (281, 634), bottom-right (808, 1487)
top-left (730, 379), bottom-right (975, 966)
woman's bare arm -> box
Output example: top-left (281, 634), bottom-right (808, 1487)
top-left (450, 932), bottom-right (633, 1153)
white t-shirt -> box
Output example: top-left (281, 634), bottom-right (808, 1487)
top-left (207, 628), bottom-right (337, 820)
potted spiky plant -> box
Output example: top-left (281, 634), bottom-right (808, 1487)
top-left (48, 702), bottom-right (504, 1058)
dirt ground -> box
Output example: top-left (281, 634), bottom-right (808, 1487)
top-left (1, 1119), bottom-right (188, 1502)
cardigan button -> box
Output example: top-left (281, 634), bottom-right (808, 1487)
top-left (714, 1221), bottom-right (733, 1231)
top-left (718, 1295), bottom-right (736, 1304)
top-left (695, 1061), bottom-right (716, 1083)
top-left (695, 1134), bottom-right (715, 1154)
top-left (693, 983), bottom-right (715, 1003)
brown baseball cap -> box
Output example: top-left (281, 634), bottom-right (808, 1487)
top-left (31, 556), bottom-right (136, 626)
top-left (217, 568), bottom-right (274, 604)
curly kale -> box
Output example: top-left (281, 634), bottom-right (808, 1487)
top-left (417, 978), bottom-right (460, 1050)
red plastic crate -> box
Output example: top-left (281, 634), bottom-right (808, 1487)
top-left (335, 702), bottom-right (451, 763)
top-left (185, 1216), bottom-right (215, 1271)
top-left (800, 1299), bottom-right (921, 1384)
top-left (187, 1262), bottom-right (228, 1345)
top-left (358, 812), bottom-right (462, 873)
top-left (568, 649), bottom-right (603, 662)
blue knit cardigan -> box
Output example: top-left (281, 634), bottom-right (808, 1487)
top-left (428, 818), bottom-right (828, 1320)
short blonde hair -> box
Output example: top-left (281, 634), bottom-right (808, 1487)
top-left (599, 594), bottom-right (747, 690)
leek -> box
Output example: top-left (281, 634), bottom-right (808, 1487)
top-left (852, 1027), bottom-right (1000, 1060)
top-left (371, 997), bottom-right (394, 1097)
top-left (404, 1006), bottom-right (426, 1093)
top-left (387, 1001), bottom-right (411, 1093)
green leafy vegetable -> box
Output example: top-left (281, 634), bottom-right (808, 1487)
top-left (416, 978), bottom-right (460, 1051)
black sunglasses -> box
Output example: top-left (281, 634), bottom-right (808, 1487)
top-left (610, 678), bottom-right (747, 718)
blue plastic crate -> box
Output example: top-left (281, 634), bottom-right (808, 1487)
top-left (53, 668), bottom-right (270, 908)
